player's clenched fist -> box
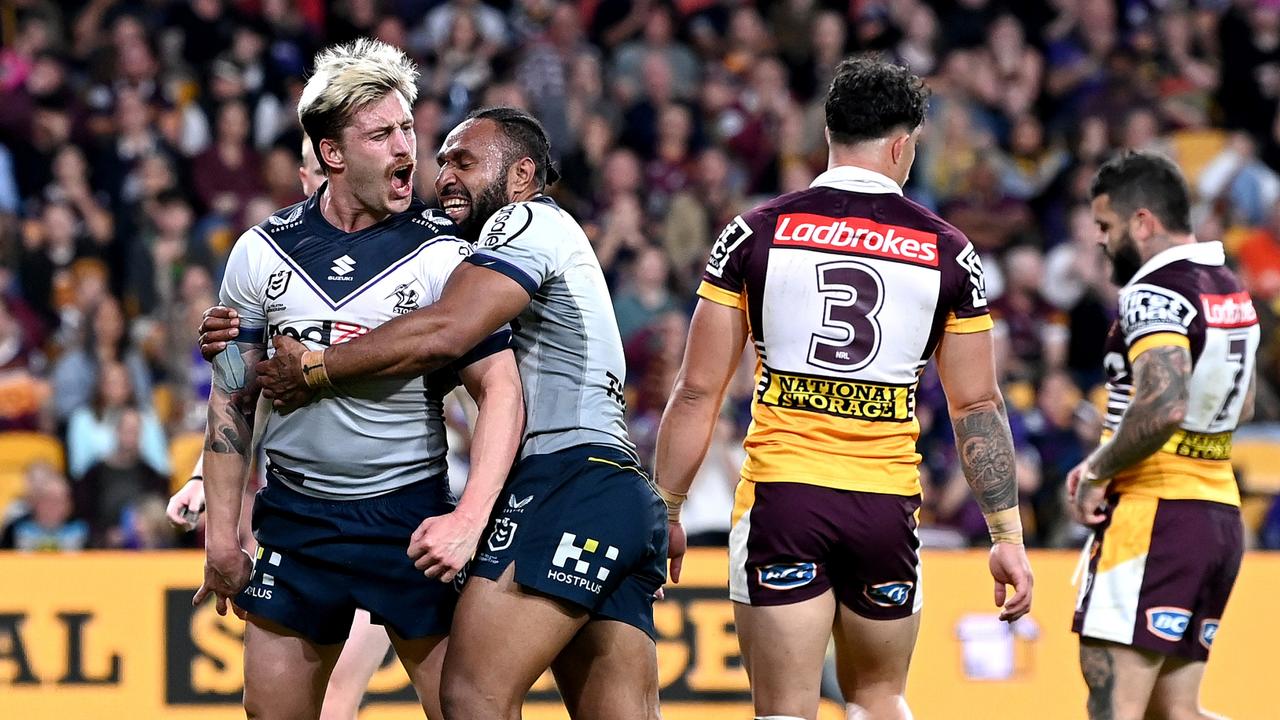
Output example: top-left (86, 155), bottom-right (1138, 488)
top-left (408, 509), bottom-right (487, 584)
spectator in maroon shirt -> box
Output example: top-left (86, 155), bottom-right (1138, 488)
top-left (192, 99), bottom-right (264, 225)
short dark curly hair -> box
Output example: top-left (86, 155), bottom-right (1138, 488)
top-left (1090, 151), bottom-right (1191, 234)
top-left (825, 57), bottom-right (930, 145)
top-left (467, 106), bottom-right (560, 189)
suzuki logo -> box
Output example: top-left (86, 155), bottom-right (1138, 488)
top-left (330, 255), bottom-right (356, 276)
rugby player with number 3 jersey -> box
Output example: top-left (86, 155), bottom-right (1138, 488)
top-left (653, 57), bottom-right (1033, 720)
top-left (1068, 152), bottom-right (1259, 720)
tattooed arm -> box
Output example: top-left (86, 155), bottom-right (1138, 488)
top-left (936, 330), bottom-right (1018, 516)
top-left (936, 328), bottom-right (1033, 621)
top-left (1087, 345), bottom-right (1190, 480)
top-left (192, 340), bottom-right (265, 616)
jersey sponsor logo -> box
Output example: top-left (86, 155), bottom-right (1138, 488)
top-left (772, 213), bottom-right (939, 267)
top-left (329, 254), bottom-right (356, 280)
top-left (266, 269), bottom-right (292, 300)
top-left (756, 562), bottom-right (817, 590)
top-left (486, 517), bottom-right (518, 552)
top-left (508, 494), bottom-right (534, 511)
top-left (1121, 285), bottom-right (1197, 341)
top-left (1166, 430), bottom-right (1233, 460)
top-left (548, 532), bottom-right (619, 595)
top-left (955, 243), bottom-right (988, 308)
top-left (706, 215), bottom-right (752, 277)
top-left (864, 581), bottom-right (914, 607)
top-left (1145, 606), bottom-right (1192, 642)
top-left (759, 368), bottom-right (912, 422)
top-left (1200, 292), bottom-right (1257, 328)
top-left (1200, 619), bottom-right (1219, 649)
top-left (480, 203), bottom-right (532, 249)
top-left (267, 205), bottom-right (304, 228)
top-left (268, 320), bottom-right (369, 346)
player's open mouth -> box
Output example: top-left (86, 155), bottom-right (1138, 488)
top-left (391, 164), bottom-right (414, 197)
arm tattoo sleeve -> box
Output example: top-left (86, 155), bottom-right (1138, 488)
top-left (205, 341), bottom-right (265, 457)
top-left (951, 403), bottom-right (1018, 514)
top-left (1089, 344), bottom-right (1191, 479)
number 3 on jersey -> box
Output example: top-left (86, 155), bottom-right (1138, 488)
top-left (809, 261), bottom-right (883, 372)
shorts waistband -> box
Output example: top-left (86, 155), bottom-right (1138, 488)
top-left (265, 462), bottom-right (450, 508)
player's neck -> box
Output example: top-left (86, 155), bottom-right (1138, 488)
top-left (1142, 232), bottom-right (1196, 263)
top-left (319, 184), bottom-right (390, 233)
top-left (826, 152), bottom-right (902, 188)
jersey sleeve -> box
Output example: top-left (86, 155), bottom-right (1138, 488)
top-left (941, 236), bottom-right (994, 334)
top-left (464, 202), bottom-right (561, 296)
top-left (697, 214), bottom-right (753, 310)
top-left (219, 229), bottom-right (269, 343)
top-left (1118, 281), bottom-right (1196, 363)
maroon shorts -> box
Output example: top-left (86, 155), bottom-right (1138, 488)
top-left (727, 479), bottom-right (922, 619)
top-left (1072, 495), bottom-right (1243, 661)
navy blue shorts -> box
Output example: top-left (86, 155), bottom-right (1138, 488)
top-left (236, 472), bottom-right (458, 645)
top-left (470, 444), bottom-right (667, 638)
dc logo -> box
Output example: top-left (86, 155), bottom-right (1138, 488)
top-left (1146, 607), bottom-right (1192, 642)
top-left (865, 581), bottom-right (913, 607)
top-left (757, 563), bottom-right (817, 590)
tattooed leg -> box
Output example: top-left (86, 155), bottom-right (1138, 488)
top-left (1080, 639), bottom-right (1164, 720)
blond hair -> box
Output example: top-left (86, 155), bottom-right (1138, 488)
top-left (298, 38), bottom-right (419, 173)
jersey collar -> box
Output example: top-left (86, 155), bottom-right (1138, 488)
top-left (810, 165), bottom-right (903, 196)
top-left (1128, 240), bottom-right (1224, 285)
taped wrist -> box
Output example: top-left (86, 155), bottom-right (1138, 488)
top-left (301, 349), bottom-right (332, 389)
top-left (655, 485), bottom-right (687, 523)
top-left (984, 507), bottom-right (1024, 545)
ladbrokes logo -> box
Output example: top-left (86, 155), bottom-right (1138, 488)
top-left (759, 368), bottom-right (912, 421)
top-left (1200, 292), bottom-right (1257, 328)
top-left (773, 213), bottom-right (938, 267)
top-left (268, 320), bottom-right (368, 347)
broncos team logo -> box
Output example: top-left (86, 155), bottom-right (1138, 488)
top-left (386, 282), bottom-right (420, 315)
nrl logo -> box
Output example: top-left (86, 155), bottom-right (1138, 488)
top-left (265, 270), bottom-right (291, 300)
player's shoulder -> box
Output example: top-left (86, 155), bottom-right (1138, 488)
top-left (479, 196), bottom-right (575, 250)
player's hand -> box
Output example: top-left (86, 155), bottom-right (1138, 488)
top-left (1067, 460), bottom-right (1109, 527)
top-left (257, 335), bottom-right (315, 412)
top-left (666, 520), bottom-right (687, 584)
top-left (408, 510), bottom-right (486, 584)
top-left (989, 542), bottom-right (1033, 622)
top-left (166, 479), bottom-right (206, 531)
top-left (198, 306), bottom-right (240, 361)
top-left (193, 545), bottom-right (252, 619)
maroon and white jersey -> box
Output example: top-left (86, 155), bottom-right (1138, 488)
top-left (1099, 241), bottom-right (1259, 505)
top-left (698, 166), bottom-right (991, 495)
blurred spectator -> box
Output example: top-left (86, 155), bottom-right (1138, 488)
top-left (613, 244), bottom-right (679, 344)
top-left (612, 3), bottom-right (700, 101)
top-left (681, 413), bottom-right (743, 547)
top-left (50, 296), bottom-right (152, 423)
top-left (65, 361), bottom-right (168, 479)
top-left (1198, 132), bottom-right (1280, 226)
top-left (77, 407), bottom-right (171, 547)
top-left (192, 99), bottom-right (265, 224)
top-left (942, 159), bottom-right (1035, 251)
top-left (990, 245), bottom-right (1068, 379)
top-left (124, 189), bottom-right (214, 313)
top-left (1235, 201), bottom-right (1280, 303)
top-left (0, 468), bottom-right (88, 552)
top-left (1026, 371), bottom-right (1092, 546)
top-left (417, 0), bottom-right (509, 55)
top-left (0, 294), bottom-right (50, 431)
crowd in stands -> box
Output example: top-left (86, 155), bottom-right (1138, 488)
top-left (2, 0), bottom-right (1279, 552)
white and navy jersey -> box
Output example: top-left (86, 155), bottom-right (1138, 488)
top-left (465, 196), bottom-right (635, 460)
top-left (220, 190), bottom-right (510, 499)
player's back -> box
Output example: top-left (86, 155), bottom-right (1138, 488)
top-left (1102, 241), bottom-right (1260, 505)
top-left (698, 166), bottom-right (991, 496)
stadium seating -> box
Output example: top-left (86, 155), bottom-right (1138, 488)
top-left (168, 432), bottom-right (206, 494)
